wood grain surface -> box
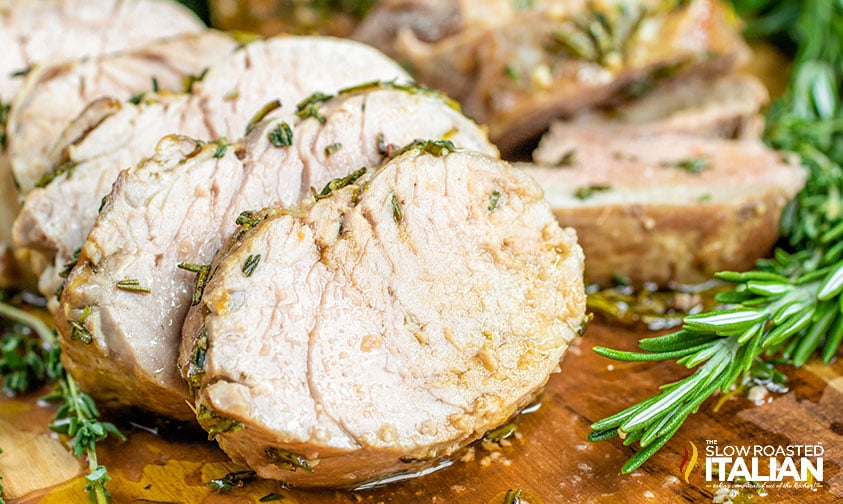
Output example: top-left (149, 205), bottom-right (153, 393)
top-left (2, 320), bottom-right (840, 503)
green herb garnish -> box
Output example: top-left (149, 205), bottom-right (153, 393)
top-left (661, 156), bottom-right (710, 174)
top-left (265, 447), bottom-right (314, 473)
top-left (268, 122), bottom-right (293, 148)
top-left (590, 0), bottom-right (843, 474)
top-left (115, 279), bottom-right (150, 294)
top-left (0, 299), bottom-right (123, 503)
top-left (206, 470), bottom-right (257, 492)
top-left (242, 254), bottom-right (261, 276)
top-left (575, 184), bottom-right (611, 200)
top-left (488, 190), bottom-right (501, 211)
top-left (324, 142), bottom-right (342, 156)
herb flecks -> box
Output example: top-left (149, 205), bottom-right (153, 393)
top-left (391, 194), bottom-right (403, 223)
top-left (315, 167), bottom-right (367, 199)
top-left (242, 254), bottom-right (261, 276)
top-left (488, 190), bottom-right (501, 211)
top-left (661, 156), bottom-right (710, 174)
top-left (392, 139), bottom-right (457, 160)
top-left (324, 142), bottom-right (342, 157)
top-left (206, 470), bottom-right (257, 493)
top-left (186, 326), bottom-right (208, 394)
top-left (212, 139), bottom-right (230, 159)
top-left (36, 160), bottom-right (78, 188)
top-left (115, 279), bottom-right (151, 294)
top-left (296, 91), bottom-right (334, 124)
top-left (268, 122), bottom-right (293, 148)
top-left (575, 184), bottom-right (611, 200)
top-left (197, 405), bottom-right (244, 440)
top-left (503, 488), bottom-right (524, 504)
top-left (178, 263), bottom-right (212, 306)
top-left (69, 308), bottom-right (93, 344)
top-left (265, 447), bottom-right (314, 473)
top-left (246, 99), bottom-right (282, 134)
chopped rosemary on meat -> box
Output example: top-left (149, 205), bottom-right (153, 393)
top-left (10, 66), bottom-right (31, 77)
top-left (296, 91), bottom-right (334, 123)
top-left (235, 210), bottom-right (263, 231)
top-left (391, 195), bottom-right (403, 223)
top-left (337, 80), bottom-right (462, 112)
top-left (575, 184), bottom-right (611, 200)
top-left (177, 262), bottom-right (212, 305)
top-left (206, 470), bottom-right (257, 492)
top-left (128, 92), bottom-right (145, 105)
top-left (488, 190), bottom-right (501, 211)
top-left (661, 156), bottom-right (710, 174)
top-left (58, 248), bottom-right (82, 279)
top-left (0, 100), bottom-right (9, 148)
top-left (183, 67), bottom-right (209, 93)
top-left (186, 327), bottom-right (207, 393)
top-left (392, 139), bottom-right (456, 159)
top-left (242, 254), bottom-right (261, 276)
top-left (212, 139), bottom-right (230, 158)
top-left (0, 297), bottom-right (123, 503)
top-left (69, 307), bottom-right (93, 344)
top-left (324, 142), bottom-right (342, 156)
top-left (36, 160), bottom-right (78, 188)
top-left (590, 0), bottom-right (843, 474)
top-left (315, 167), bottom-right (367, 199)
top-left (197, 404), bottom-right (244, 439)
top-left (115, 279), bottom-right (151, 294)
top-left (265, 447), bottom-right (315, 473)
top-left (268, 121), bottom-right (293, 148)
top-left (245, 99), bottom-right (282, 134)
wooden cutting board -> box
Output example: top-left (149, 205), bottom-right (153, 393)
top-left (2, 319), bottom-right (841, 503)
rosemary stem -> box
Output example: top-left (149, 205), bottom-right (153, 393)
top-left (0, 301), bottom-right (56, 348)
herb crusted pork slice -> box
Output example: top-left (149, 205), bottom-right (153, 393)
top-left (523, 133), bottom-right (807, 287)
top-left (6, 30), bottom-right (237, 195)
top-left (13, 35), bottom-right (411, 313)
top-left (179, 145), bottom-right (586, 487)
top-left (55, 83), bottom-right (497, 422)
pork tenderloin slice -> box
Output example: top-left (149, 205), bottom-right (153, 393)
top-left (0, 0), bottom-right (203, 103)
top-left (56, 84), bottom-right (497, 421)
top-left (183, 146), bottom-right (586, 487)
top-left (13, 94), bottom-right (215, 310)
top-left (531, 73), bottom-right (769, 157)
top-left (0, 0), bottom-right (203, 243)
top-left (192, 35), bottom-right (411, 140)
top-left (356, 0), bottom-right (749, 156)
top-left (14, 36), bottom-right (412, 311)
top-left (6, 30), bottom-right (237, 194)
top-left (520, 134), bottom-right (807, 287)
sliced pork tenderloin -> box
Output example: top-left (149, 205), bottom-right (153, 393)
top-left (0, 0), bottom-right (203, 103)
top-left (55, 84), bottom-right (498, 421)
top-left (180, 145), bottom-right (586, 487)
top-left (534, 73), bottom-right (770, 150)
top-left (354, 0), bottom-right (749, 156)
top-left (6, 30), bottom-right (237, 194)
top-left (14, 36), bottom-right (412, 311)
top-left (0, 0), bottom-right (204, 242)
top-left (523, 133), bottom-right (806, 287)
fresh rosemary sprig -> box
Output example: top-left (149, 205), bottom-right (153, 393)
top-left (589, 0), bottom-right (843, 473)
top-left (0, 300), bottom-right (123, 503)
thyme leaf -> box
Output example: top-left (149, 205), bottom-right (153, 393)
top-left (0, 298), bottom-right (122, 503)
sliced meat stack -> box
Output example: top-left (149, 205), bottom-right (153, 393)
top-left (13, 36), bottom-right (411, 311)
top-left (353, 0), bottom-right (749, 155)
top-left (180, 144), bottom-right (586, 487)
top-left (0, 0), bottom-right (205, 242)
top-left (0, 0), bottom-right (203, 103)
top-left (6, 30), bottom-right (237, 194)
top-left (55, 83), bottom-right (498, 421)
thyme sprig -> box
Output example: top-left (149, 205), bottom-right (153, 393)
top-left (0, 300), bottom-right (123, 503)
top-left (590, 0), bottom-right (843, 473)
